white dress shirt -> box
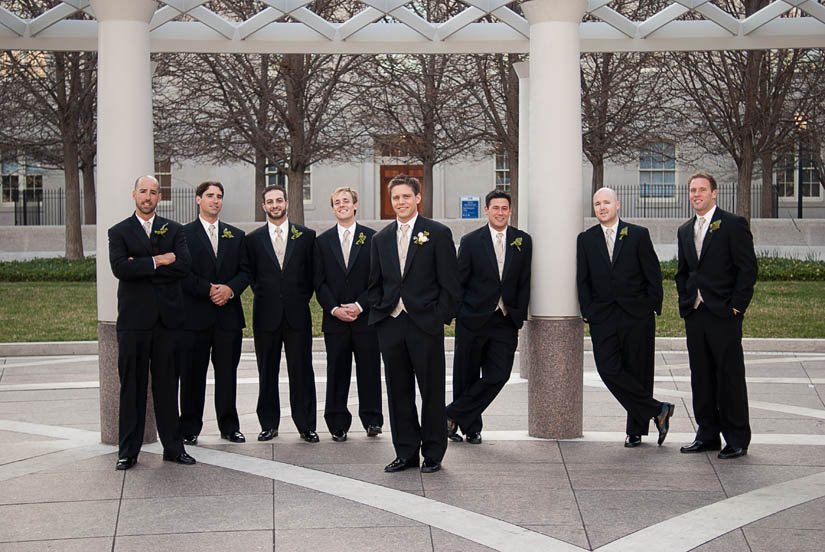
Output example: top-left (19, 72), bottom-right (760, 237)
top-left (331, 221), bottom-right (362, 315)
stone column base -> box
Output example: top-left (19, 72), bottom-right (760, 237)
top-left (527, 317), bottom-right (583, 439)
top-left (518, 321), bottom-right (530, 380)
top-left (98, 322), bottom-right (157, 446)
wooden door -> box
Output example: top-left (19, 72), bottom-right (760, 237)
top-left (380, 165), bottom-right (424, 219)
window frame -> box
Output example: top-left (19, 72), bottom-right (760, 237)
top-left (638, 141), bottom-right (677, 202)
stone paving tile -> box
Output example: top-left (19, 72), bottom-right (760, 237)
top-left (442, 439), bottom-right (563, 464)
top-left (0, 470), bottom-right (124, 504)
top-left (430, 528), bottom-right (497, 551)
top-left (0, 500), bottom-right (119, 542)
top-left (122, 461), bottom-right (273, 499)
top-left (0, 399), bottom-right (99, 426)
top-left (745, 390), bottom-right (825, 408)
top-left (565, 461), bottom-right (722, 493)
top-left (422, 462), bottom-right (570, 491)
top-left (303, 463), bottom-right (424, 492)
top-left (559, 441), bottom-right (707, 465)
top-left (199, 442), bottom-right (274, 460)
top-left (272, 481), bottom-right (421, 529)
top-left (713, 464), bottom-right (825, 496)
top-left (0, 429), bottom-right (58, 442)
top-left (268, 439), bottom-right (395, 465)
top-left (743, 527), bottom-right (825, 552)
top-left (522, 525), bottom-right (590, 550)
top-left (470, 414), bottom-right (528, 431)
top-left (424, 486), bottom-right (582, 526)
top-left (275, 526), bottom-right (431, 552)
top-left (745, 496), bottom-right (825, 529)
top-left (748, 418), bottom-right (825, 435)
top-left (0, 389), bottom-right (100, 403)
top-left (576, 489), bottom-right (727, 549)
top-left (41, 452), bottom-right (121, 473)
top-left (744, 364), bottom-right (811, 378)
top-left (0, 537), bottom-right (113, 551)
top-left (116, 495), bottom-right (273, 535)
top-left (690, 529), bottom-right (751, 551)
top-left (114, 531), bottom-right (272, 552)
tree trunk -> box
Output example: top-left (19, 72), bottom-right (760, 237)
top-left (81, 153), bottom-right (96, 225)
top-left (421, 159), bottom-right (434, 218)
top-left (287, 168), bottom-right (305, 225)
top-left (590, 154), bottom-right (605, 197)
top-left (509, 146), bottom-right (520, 227)
top-left (736, 144), bottom-right (754, 222)
top-left (255, 149), bottom-right (266, 222)
top-left (760, 150), bottom-right (775, 219)
top-left (63, 138), bottom-right (83, 259)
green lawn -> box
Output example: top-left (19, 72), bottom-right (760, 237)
top-left (0, 281), bottom-right (822, 342)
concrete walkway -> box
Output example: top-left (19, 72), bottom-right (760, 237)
top-left (1, 348), bottom-right (823, 551)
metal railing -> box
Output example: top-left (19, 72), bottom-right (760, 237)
top-left (612, 182), bottom-right (778, 219)
top-left (14, 187), bottom-right (198, 226)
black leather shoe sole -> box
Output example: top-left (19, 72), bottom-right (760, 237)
top-left (384, 458), bottom-right (419, 472)
top-left (466, 432), bottom-right (482, 445)
top-left (655, 402), bottom-right (675, 446)
top-left (366, 425), bottom-right (382, 437)
top-left (625, 435), bottom-right (642, 448)
top-left (115, 457), bottom-right (136, 470)
top-left (258, 429), bottom-right (278, 441)
top-left (331, 431), bottom-right (347, 442)
top-left (680, 440), bottom-right (722, 453)
top-left (718, 446), bottom-right (747, 459)
top-left (221, 432), bottom-right (246, 443)
top-left (163, 452), bottom-right (196, 465)
top-left (421, 459), bottom-right (441, 473)
top-left (300, 431), bottom-right (320, 443)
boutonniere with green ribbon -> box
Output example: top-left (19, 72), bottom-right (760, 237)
top-left (355, 232), bottom-right (366, 246)
top-left (413, 230), bottom-right (430, 245)
top-left (618, 227), bottom-right (628, 241)
top-left (153, 222), bottom-right (169, 236)
top-left (510, 237), bottom-right (523, 251)
top-left (708, 220), bottom-right (721, 233)
top-left (221, 228), bottom-right (234, 239)
top-left (290, 226), bottom-right (303, 240)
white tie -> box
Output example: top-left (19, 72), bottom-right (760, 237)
top-left (342, 228), bottom-right (351, 267)
top-left (273, 227), bottom-right (285, 267)
top-left (695, 216), bottom-right (706, 258)
top-left (208, 224), bottom-right (218, 257)
top-left (391, 223), bottom-right (410, 318)
top-left (144, 220), bottom-right (152, 238)
top-left (605, 228), bottom-right (615, 262)
top-left (495, 232), bottom-right (507, 315)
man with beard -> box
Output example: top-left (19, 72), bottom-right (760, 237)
top-left (244, 184), bottom-right (319, 443)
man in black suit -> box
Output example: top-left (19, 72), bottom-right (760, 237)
top-left (179, 181), bottom-right (249, 446)
top-left (243, 184), bottom-right (319, 443)
top-left (446, 190), bottom-right (531, 445)
top-left (576, 187), bottom-right (674, 448)
top-left (314, 187), bottom-right (383, 442)
top-left (368, 174), bottom-right (461, 473)
top-left (108, 175), bottom-right (196, 470)
top-left (676, 173), bottom-right (757, 459)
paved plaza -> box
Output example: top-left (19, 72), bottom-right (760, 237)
top-left (1, 343), bottom-right (824, 551)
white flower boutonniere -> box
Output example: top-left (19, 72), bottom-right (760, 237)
top-left (510, 237), bottom-right (523, 251)
top-left (290, 226), bottom-right (303, 240)
top-left (221, 228), bottom-right (234, 239)
top-left (413, 231), bottom-right (430, 245)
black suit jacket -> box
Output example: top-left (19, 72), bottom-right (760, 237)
top-left (181, 219), bottom-right (249, 331)
top-left (108, 214), bottom-right (191, 331)
top-left (576, 220), bottom-right (663, 324)
top-left (314, 223), bottom-right (374, 334)
top-left (368, 217), bottom-right (461, 335)
top-left (675, 207), bottom-right (758, 318)
top-left (456, 225), bottom-right (532, 331)
top-left (243, 221), bottom-right (316, 331)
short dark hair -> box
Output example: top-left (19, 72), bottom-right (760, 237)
top-left (388, 174), bottom-right (420, 196)
top-left (687, 172), bottom-right (717, 191)
top-left (262, 183), bottom-right (287, 203)
top-left (196, 180), bottom-right (224, 198)
top-left (485, 189), bottom-right (511, 208)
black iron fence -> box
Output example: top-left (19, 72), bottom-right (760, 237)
top-left (14, 187), bottom-right (199, 226)
top-left (612, 181), bottom-right (778, 219)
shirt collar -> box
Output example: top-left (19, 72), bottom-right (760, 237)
top-left (397, 212), bottom-right (418, 232)
top-left (268, 218), bottom-right (289, 236)
top-left (488, 224), bottom-right (507, 243)
top-left (199, 216), bottom-right (219, 234)
top-left (337, 221), bottom-right (356, 241)
top-left (696, 205), bottom-right (716, 224)
top-left (135, 212), bottom-right (155, 229)
top-left (599, 219), bottom-right (619, 236)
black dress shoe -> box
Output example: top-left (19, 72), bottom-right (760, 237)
top-left (182, 434), bottom-right (198, 446)
top-left (384, 457), bottom-right (419, 472)
top-left (115, 457), bottom-right (136, 470)
top-left (447, 418), bottom-right (463, 442)
top-left (421, 458), bottom-right (441, 473)
top-left (366, 425), bottom-right (382, 437)
top-left (162, 451), bottom-right (197, 465)
top-left (258, 428), bottom-right (278, 441)
top-left (221, 431), bottom-right (246, 443)
top-left (331, 430), bottom-right (347, 442)
top-left (300, 430), bottom-right (320, 443)
top-left (718, 445), bottom-right (747, 459)
top-left (625, 434), bottom-right (642, 448)
top-left (654, 402), bottom-right (675, 446)
top-left (680, 439), bottom-right (722, 453)
top-left (466, 432), bottom-right (482, 445)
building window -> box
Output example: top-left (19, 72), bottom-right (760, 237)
top-left (639, 142), bottom-right (676, 198)
top-left (774, 152), bottom-right (822, 199)
top-left (1, 157), bottom-right (18, 203)
top-left (376, 135), bottom-right (415, 158)
top-left (266, 164), bottom-right (312, 202)
top-left (154, 159), bottom-right (172, 198)
top-left (25, 174), bottom-right (43, 201)
top-left (774, 155), bottom-right (796, 197)
top-left (495, 149), bottom-right (510, 193)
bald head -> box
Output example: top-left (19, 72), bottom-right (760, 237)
top-left (593, 187), bottom-right (617, 203)
top-left (133, 175), bottom-right (161, 218)
top-left (592, 187), bottom-right (620, 226)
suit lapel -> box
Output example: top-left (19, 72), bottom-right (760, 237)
top-left (215, 221), bottom-right (226, 272)
top-left (385, 222), bottom-right (403, 278)
top-left (481, 226), bottom-right (500, 281)
top-left (149, 216), bottom-right (164, 252)
top-left (328, 226), bottom-right (347, 273)
top-left (682, 217), bottom-right (700, 266)
top-left (402, 218), bottom-right (422, 279)
top-left (699, 209), bottom-right (721, 261)
top-left (594, 226), bottom-right (611, 268)
top-left (502, 227), bottom-right (516, 279)
top-left (282, 223), bottom-right (297, 270)
top-left (261, 224), bottom-right (282, 273)
top-left (130, 215), bottom-right (153, 255)
top-left (346, 224), bottom-right (364, 274)
top-left (611, 220), bottom-right (626, 266)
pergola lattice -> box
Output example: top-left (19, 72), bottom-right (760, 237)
top-left (1, 0), bottom-right (824, 53)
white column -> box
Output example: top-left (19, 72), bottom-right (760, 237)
top-left (513, 62), bottom-right (529, 234)
top-left (91, 0), bottom-right (158, 445)
top-left (522, 0), bottom-right (587, 439)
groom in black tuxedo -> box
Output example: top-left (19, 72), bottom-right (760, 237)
top-left (179, 181), bottom-right (249, 446)
top-left (676, 173), bottom-right (757, 459)
top-left (446, 190), bottom-right (531, 445)
top-left (108, 175), bottom-right (196, 470)
top-left (576, 187), bottom-right (673, 448)
top-left (368, 174), bottom-right (461, 473)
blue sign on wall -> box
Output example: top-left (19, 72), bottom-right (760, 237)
top-left (461, 196), bottom-right (480, 219)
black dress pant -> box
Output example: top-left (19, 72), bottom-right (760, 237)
top-left (254, 322), bottom-right (317, 433)
top-left (323, 327), bottom-right (383, 433)
top-left (117, 325), bottom-right (183, 459)
top-left (447, 312), bottom-right (517, 434)
top-left (685, 305), bottom-right (751, 448)
top-left (589, 310), bottom-right (661, 435)
top-left (179, 327), bottom-right (243, 436)
top-left (376, 312), bottom-right (447, 462)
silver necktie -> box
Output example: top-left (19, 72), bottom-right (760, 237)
top-left (342, 228), bottom-right (351, 267)
top-left (273, 227), bottom-right (285, 267)
top-left (208, 224), bottom-right (218, 257)
top-left (605, 228), bottom-right (615, 262)
top-left (695, 216), bottom-right (706, 257)
top-left (144, 220), bottom-right (152, 238)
